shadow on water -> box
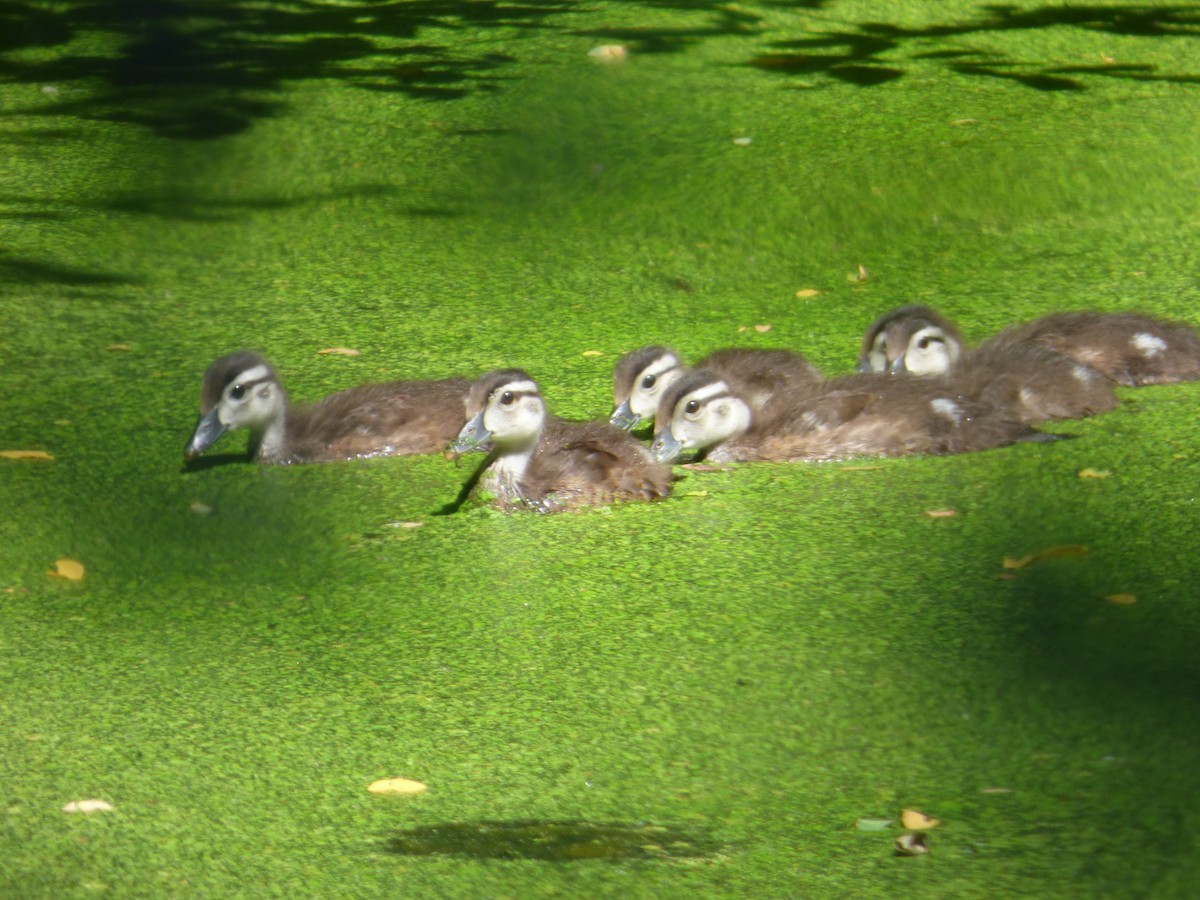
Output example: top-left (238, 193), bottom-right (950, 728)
top-left (745, 4), bottom-right (1200, 91)
top-left (385, 820), bottom-right (722, 862)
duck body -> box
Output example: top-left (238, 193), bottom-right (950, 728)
top-left (453, 369), bottom-right (672, 511)
top-left (610, 345), bottom-right (821, 430)
top-left (1000, 311), bottom-right (1200, 386)
top-left (184, 351), bottom-right (471, 464)
top-left (652, 370), bottom-right (1057, 464)
top-left (857, 306), bottom-right (1118, 424)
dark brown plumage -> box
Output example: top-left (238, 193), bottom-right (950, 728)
top-left (857, 306), bottom-right (1119, 424)
top-left (652, 369), bottom-right (1057, 464)
top-left (453, 369), bottom-right (672, 511)
top-left (1001, 311), bottom-right (1200, 386)
top-left (185, 351), bottom-right (471, 464)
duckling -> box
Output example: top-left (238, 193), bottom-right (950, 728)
top-left (184, 351), bottom-right (472, 464)
top-left (610, 346), bottom-right (821, 430)
top-left (450, 369), bottom-right (672, 511)
top-left (651, 369), bottom-right (1058, 464)
top-left (856, 306), bottom-right (1118, 424)
top-left (1001, 311), bottom-right (1200, 386)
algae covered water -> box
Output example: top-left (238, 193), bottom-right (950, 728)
top-left (2, 2), bottom-right (1200, 895)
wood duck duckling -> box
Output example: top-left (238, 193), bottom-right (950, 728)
top-left (856, 306), bottom-right (1118, 424)
top-left (450, 369), bottom-right (673, 511)
top-left (184, 351), bottom-right (472, 464)
top-left (651, 369), bottom-right (1058, 464)
top-left (610, 345), bottom-right (821, 430)
top-left (1000, 311), bottom-right (1200, 386)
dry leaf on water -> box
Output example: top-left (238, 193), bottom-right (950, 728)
top-left (1105, 593), bottom-right (1137, 605)
top-left (924, 509), bottom-right (957, 518)
top-left (847, 264), bottom-right (869, 283)
top-left (855, 817), bottom-right (893, 831)
top-left (368, 777), bottom-right (428, 796)
top-left (894, 832), bottom-right (928, 856)
top-left (318, 347), bottom-right (361, 356)
top-left (795, 289), bottom-right (820, 298)
top-left (582, 350), bottom-right (605, 358)
top-left (1078, 468), bottom-right (1111, 479)
top-left (105, 343), bottom-right (132, 352)
top-left (900, 809), bottom-right (941, 830)
top-left (48, 559), bottom-right (85, 581)
top-left (1, 450), bottom-right (54, 461)
top-left (62, 799), bottom-right (113, 814)
top-left (1003, 544), bottom-right (1088, 569)
top-left (754, 324), bottom-right (772, 333)
top-left (588, 45), bottom-right (627, 63)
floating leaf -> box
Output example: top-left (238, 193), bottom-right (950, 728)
top-left (924, 509), bottom-right (957, 518)
top-left (1078, 468), bottom-right (1111, 479)
top-left (48, 559), bottom-right (85, 581)
top-left (368, 777), bottom-right (429, 796)
top-left (62, 799), bottom-right (113, 814)
top-left (795, 288), bottom-right (820, 298)
top-left (683, 490), bottom-right (708, 498)
top-left (753, 324), bottom-right (772, 333)
top-left (950, 118), bottom-right (978, 126)
top-left (0, 450), bottom-right (54, 461)
top-left (588, 45), bottom-right (627, 63)
top-left (901, 809), bottom-right (941, 830)
top-left (105, 342), bottom-right (132, 352)
top-left (980, 787), bottom-right (1013, 794)
top-left (1105, 593), bottom-right (1137, 605)
top-left (318, 347), bottom-right (361, 356)
top-left (582, 350), bottom-right (605, 358)
top-left (387, 521), bottom-right (425, 529)
top-left (847, 264), bottom-right (869, 283)
top-left (894, 832), bottom-right (928, 856)
top-left (1004, 544), bottom-right (1088, 569)
top-left (855, 818), bottom-right (893, 832)
top-left (190, 501), bottom-right (213, 515)
top-left (732, 136), bottom-right (752, 146)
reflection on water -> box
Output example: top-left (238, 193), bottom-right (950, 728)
top-left (387, 820), bottom-right (721, 862)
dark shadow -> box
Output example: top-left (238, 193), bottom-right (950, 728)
top-left (0, 253), bottom-right (139, 286)
top-left (744, 4), bottom-right (1200, 91)
top-left (434, 449), bottom-right (495, 515)
top-left (180, 453), bottom-right (252, 473)
top-left (385, 820), bottom-right (721, 861)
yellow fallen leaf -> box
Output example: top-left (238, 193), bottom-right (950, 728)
top-left (894, 832), bottom-right (928, 856)
top-left (582, 350), bottom-right (605, 357)
top-left (0, 450), bottom-right (54, 461)
top-left (62, 799), bottom-right (113, 814)
top-left (924, 509), bottom-right (957, 518)
top-left (900, 809), bottom-right (941, 830)
top-left (950, 118), bottom-right (978, 126)
top-left (1077, 468), bottom-right (1111, 479)
top-left (795, 288), bottom-right (820, 298)
top-left (1105, 593), bottom-right (1137, 605)
top-left (1004, 544), bottom-right (1088, 569)
top-left (368, 777), bottom-right (428, 796)
top-left (754, 324), bottom-right (772, 333)
top-left (588, 44), bottom-right (627, 63)
top-left (737, 326), bottom-right (747, 333)
top-left (105, 342), bottom-right (132, 352)
top-left (684, 490), bottom-right (708, 498)
top-left (847, 264), bottom-right (869, 283)
top-left (48, 559), bottom-right (85, 581)
top-left (980, 787), bottom-right (1013, 794)
top-left (318, 347), bottom-right (361, 356)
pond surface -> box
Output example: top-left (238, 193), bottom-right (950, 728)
top-left (3, 1), bottom-right (1200, 895)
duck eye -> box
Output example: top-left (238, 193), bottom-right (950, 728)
top-left (230, 384), bottom-right (246, 400)
top-left (641, 373), bottom-right (657, 389)
top-left (499, 391), bottom-right (515, 406)
top-left (917, 337), bottom-right (932, 350)
top-left (684, 400), bottom-right (701, 415)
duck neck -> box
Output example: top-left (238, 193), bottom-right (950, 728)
top-left (251, 394), bottom-right (292, 463)
top-left (487, 429), bottom-right (542, 503)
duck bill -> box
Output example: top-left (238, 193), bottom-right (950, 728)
top-left (448, 411), bottom-right (493, 458)
top-left (650, 428), bottom-right (685, 463)
top-left (184, 408), bottom-right (227, 461)
top-left (854, 357), bottom-right (875, 373)
top-left (887, 355), bottom-right (907, 374)
top-left (609, 398), bottom-right (641, 431)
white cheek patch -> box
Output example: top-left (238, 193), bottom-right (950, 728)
top-left (930, 397), bottom-right (962, 424)
top-left (1132, 332), bottom-right (1167, 357)
top-left (643, 354), bottom-right (681, 379)
top-left (866, 350), bottom-right (888, 373)
top-left (228, 364), bottom-right (271, 396)
top-left (1071, 365), bottom-right (1094, 384)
